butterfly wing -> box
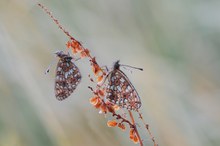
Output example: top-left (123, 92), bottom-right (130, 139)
top-left (106, 69), bottom-right (141, 110)
top-left (55, 59), bottom-right (81, 100)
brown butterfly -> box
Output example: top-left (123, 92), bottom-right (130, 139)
top-left (54, 51), bottom-right (81, 100)
top-left (105, 60), bottom-right (143, 110)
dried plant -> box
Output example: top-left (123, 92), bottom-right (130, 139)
top-left (38, 3), bottom-right (158, 146)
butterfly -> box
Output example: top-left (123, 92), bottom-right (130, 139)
top-left (54, 51), bottom-right (81, 100)
top-left (105, 60), bottom-right (142, 110)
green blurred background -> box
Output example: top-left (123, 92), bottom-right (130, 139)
top-left (0, 0), bottom-right (220, 146)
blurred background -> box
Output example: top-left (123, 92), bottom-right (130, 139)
top-left (0, 0), bottom-right (220, 146)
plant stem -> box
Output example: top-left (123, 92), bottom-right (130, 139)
top-left (129, 111), bottom-right (143, 146)
top-left (137, 110), bottom-right (158, 146)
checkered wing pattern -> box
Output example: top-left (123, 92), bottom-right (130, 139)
top-left (106, 69), bottom-right (141, 110)
top-left (55, 57), bottom-right (81, 100)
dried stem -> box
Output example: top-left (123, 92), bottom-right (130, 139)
top-left (112, 112), bottom-right (133, 127)
top-left (37, 3), bottom-right (75, 40)
top-left (137, 110), bottom-right (158, 146)
top-left (129, 111), bottom-right (143, 146)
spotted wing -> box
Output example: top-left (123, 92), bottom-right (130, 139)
top-left (106, 69), bottom-right (141, 110)
top-left (55, 59), bottom-right (81, 100)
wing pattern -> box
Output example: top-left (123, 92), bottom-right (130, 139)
top-left (55, 57), bottom-right (81, 100)
top-left (106, 69), bottom-right (141, 110)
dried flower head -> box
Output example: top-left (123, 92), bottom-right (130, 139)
top-left (107, 120), bottom-right (118, 127)
top-left (118, 123), bottom-right (126, 131)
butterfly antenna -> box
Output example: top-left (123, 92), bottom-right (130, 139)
top-left (75, 57), bottom-right (81, 62)
top-left (122, 66), bottom-right (133, 74)
top-left (45, 58), bottom-right (56, 74)
top-left (120, 64), bottom-right (143, 71)
top-left (101, 65), bottom-right (109, 72)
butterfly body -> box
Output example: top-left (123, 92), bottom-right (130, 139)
top-left (55, 51), bottom-right (81, 100)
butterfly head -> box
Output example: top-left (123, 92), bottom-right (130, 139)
top-left (55, 51), bottom-right (72, 62)
top-left (113, 60), bottom-right (120, 70)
